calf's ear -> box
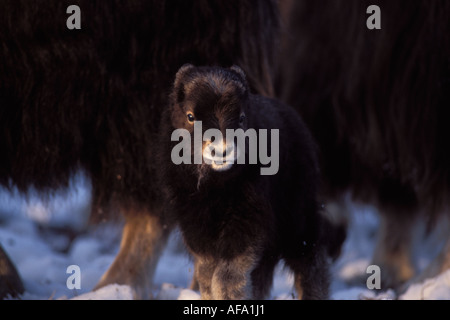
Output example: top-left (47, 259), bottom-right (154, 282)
top-left (173, 64), bottom-right (195, 103)
top-left (230, 65), bottom-right (247, 81)
top-left (230, 65), bottom-right (250, 93)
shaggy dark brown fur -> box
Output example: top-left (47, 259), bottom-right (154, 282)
top-left (276, 0), bottom-right (450, 289)
top-left (0, 0), bottom-right (278, 298)
top-left (0, 244), bottom-right (24, 299)
top-left (157, 64), bottom-right (338, 299)
top-left (0, 0), bottom-right (278, 205)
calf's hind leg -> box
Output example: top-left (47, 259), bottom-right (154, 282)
top-left (285, 249), bottom-right (330, 300)
top-left (250, 252), bottom-right (278, 299)
top-left (95, 208), bottom-right (171, 299)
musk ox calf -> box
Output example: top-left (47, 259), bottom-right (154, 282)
top-left (157, 64), bottom-right (339, 299)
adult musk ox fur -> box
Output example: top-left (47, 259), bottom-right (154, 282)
top-left (0, 244), bottom-right (24, 299)
top-left (157, 64), bottom-right (337, 299)
top-left (276, 0), bottom-right (450, 290)
top-left (0, 0), bottom-right (278, 298)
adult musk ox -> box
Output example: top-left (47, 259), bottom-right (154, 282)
top-left (0, 0), bottom-right (278, 299)
top-left (276, 0), bottom-right (450, 290)
top-left (157, 64), bottom-right (338, 299)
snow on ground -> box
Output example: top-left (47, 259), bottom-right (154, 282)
top-left (1, 174), bottom-right (449, 300)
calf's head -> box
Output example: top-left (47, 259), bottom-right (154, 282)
top-left (169, 64), bottom-right (250, 174)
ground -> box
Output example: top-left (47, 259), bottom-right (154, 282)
top-left (1, 173), bottom-right (449, 300)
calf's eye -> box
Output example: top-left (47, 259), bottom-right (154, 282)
top-left (187, 113), bottom-right (195, 123)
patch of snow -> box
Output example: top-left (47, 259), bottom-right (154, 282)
top-left (400, 270), bottom-right (450, 300)
top-left (1, 179), bottom-right (450, 300)
top-left (156, 283), bottom-right (200, 300)
top-left (71, 284), bottom-right (134, 300)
